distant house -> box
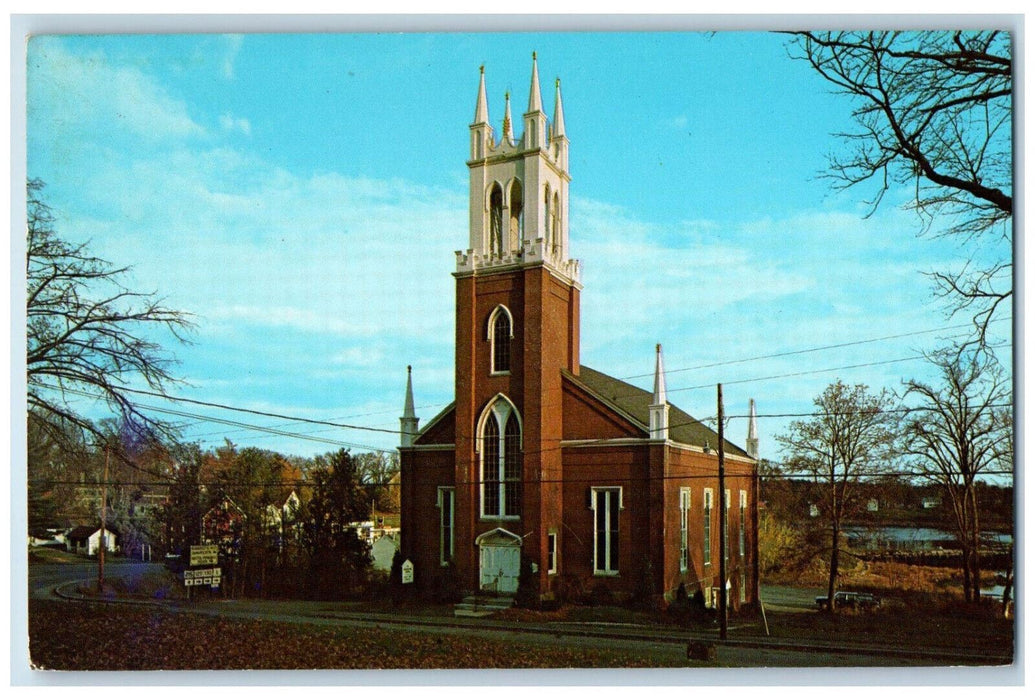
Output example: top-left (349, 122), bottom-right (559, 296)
top-left (867, 499), bottom-right (879, 512)
top-left (809, 504), bottom-right (820, 518)
top-left (65, 525), bottom-right (117, 556)
top-left (922, 496), bottom-right (941, 509)
top-left (202, 497), bottom-right (246, 552)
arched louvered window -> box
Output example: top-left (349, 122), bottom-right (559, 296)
top-left (489, 184), bottom-right (504, 257)
top-left (488, 305), bottom-right (513, 375)
top-left (480, 398), bottom-right (522, 519)
top-left (509, 180), bottom-right (523, 252)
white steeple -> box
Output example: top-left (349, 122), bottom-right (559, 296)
top-left (523, 52), bottom-right (548, 150)
top-left (502, 91), bottom-right (514, 145)
top-left (746, 398), bottom-right (759, 459)
top-left (400, 365), bottom-right (420, 448)
top-left (551, 77), bottom-right (568, 170)
top-left (458, 56), bottom-right (579, 285)
top-left (649, 344), bottom-right (669, 440)
top-left (470, 65), bottom-right (493, 160)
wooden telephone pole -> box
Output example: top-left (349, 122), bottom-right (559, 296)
top-left (97, 444), bottom-right (109, 593)
top-left (717, 383), bottom-right (728, 641)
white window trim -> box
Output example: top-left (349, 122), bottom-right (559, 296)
top-left (703, 488), bottom-right (713, 567)
top-left (724, 488), bottom-right (731, 563)
top-left (547, 531), bottom-right (558, 575)
top-left (590, 486), bottom-right (623, 576)
top-left (739, 489), bottom-right (748, 558)
top-left (487, 305), bottom-right (514, 376)
top-left (477, 397), bottom-right (522, 521)
top-left (679, 487), bottom-right (690, 572)
top-left (437, 487), bottom-right (455, 566)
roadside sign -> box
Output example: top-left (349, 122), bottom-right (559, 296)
top-left (190, 544), bottom-right (219, 566)
top-left (184, 567), bottom-right (222, 587)
top-left (401, 559), bottom-right (414, 584)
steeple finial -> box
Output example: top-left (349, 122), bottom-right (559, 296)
top-left (473, 65), bottom-right (489, 125)
top-left (502, 91), bottom-right (514, 144)
top-left (649, 344), bottom-right (669, 440)
top-left (527, 52), bottom-right (543, 114)
top-left (552, 77), bottom-right (566, 139)
top-left (400, 365), bottom-right (419, 448)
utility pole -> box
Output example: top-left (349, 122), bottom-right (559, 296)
top-left (98, 444), bottom-right (109, 593)
top-left (717, 383), bottom-right (728, 641)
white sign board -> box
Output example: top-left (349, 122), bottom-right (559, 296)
top-left (184, 567), bottom-right (222, 587)
top-left (401, 559), bottom-right (414, 584)
top-left (190, 544), bottom-right (219, 566)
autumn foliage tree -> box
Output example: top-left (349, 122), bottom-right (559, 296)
top-left (776, 381), bottom-right (896, 611)
top-left (299, 449), bottom-right (372, 600)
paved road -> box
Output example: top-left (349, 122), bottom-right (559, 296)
top-left (28, 559), bottom-right (163, 600)
top-left (27, 561), bottom-right (1011, 669)
top-left (759, 584), bottom-right (825, 612)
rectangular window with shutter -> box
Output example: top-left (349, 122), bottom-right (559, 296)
top-left (590, 487), bottom-right (621, 575)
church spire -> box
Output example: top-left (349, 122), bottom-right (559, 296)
top-left (502, 91), bottom-right (514, 145)
top-left (649, 344), bottom-right (670, 441)
top-left (400, 365), bottom-right (420, 448)
top-left (527, 51), bottom-right (543, 113)
top-left (523, 52), bottom-right (548, 149)
top-left (746, 398), bottom-right (759, 459)
top-left (552, 77), bottom-right (566, 139)
top-left (473, 65), bottom-right (489, 125)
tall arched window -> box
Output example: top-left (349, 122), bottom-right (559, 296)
top-left (543, 184), bottom-right (552, 250)
top-left (479, 398), bottom-right (522, 519)
top-left (551, 191), bottom-right (561, 254)
top-left (489, 184), bottom-right (503, 257)
top-left (508, 180), bottom-right (523, 253)
top-left (488, 305), bottom-right (513, 374)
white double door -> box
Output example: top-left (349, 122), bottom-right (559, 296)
top-left (479, 544), bottom-right (520, 593)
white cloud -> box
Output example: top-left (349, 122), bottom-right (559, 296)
top-left (219, 113), bottom-right (251, 135)
top-left (28, 39), bottom-right (206, 144)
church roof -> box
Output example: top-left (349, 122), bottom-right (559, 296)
top-left (571, 365), bottom-right (751, 459)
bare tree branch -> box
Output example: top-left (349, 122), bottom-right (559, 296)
top-left (787, 31), bottom-right (1013, 343)
top-left (26, 179), bottom-right (195, 449)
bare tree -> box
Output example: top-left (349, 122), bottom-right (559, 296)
top-left (26, 179), bottom-right (193, 449)
top-left (789, 31), bottom-right (1013, 342)
top-left (776, 381), bottom-right (896, 611)
top-left (901, 346), bottom-right (1011, 603)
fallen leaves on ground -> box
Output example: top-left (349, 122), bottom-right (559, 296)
top-left (28, 600), bottom-right (679, 671)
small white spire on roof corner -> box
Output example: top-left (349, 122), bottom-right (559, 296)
top-left (746, 398), bottom-right (759, 460)
top-left (502, 91), bottom-right (514, 144)
top-left (649, 344), bottom-right (670, 441)
top-left (652, 343), bottom-right (667, 405)
top-left (527, 51), bottom-right (543, 114)
top-left (552, 77), bottom-right (566, 139)
top-left (400, 365), bottom-right (419, 448)
top-left (473, 64), bottom-right (489, 125)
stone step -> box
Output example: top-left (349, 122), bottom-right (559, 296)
top-left (453, 594), bottom-right (515, 617)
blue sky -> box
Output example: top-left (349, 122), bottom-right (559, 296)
top-left (22, 29), bottom-right (1013, 461)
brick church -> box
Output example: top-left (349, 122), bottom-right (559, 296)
top-left (399, 56), bottom-right (759, 609)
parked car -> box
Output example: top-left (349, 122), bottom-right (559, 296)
top-left (815, 591), bottom-right (881, 610)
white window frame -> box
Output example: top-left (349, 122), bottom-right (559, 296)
top-left (739, 489), bottom-right (748, 558)
top-left (487, 305), bottom-right (514, 376)
top-left (437, 487), bottom-right (455, 566)
top-left (724, 488), bottom-right (731, 563)
top-left (679, 488), bottom-right (691, 572)
top-left (478, 397), bottom-right (522, 520)
top-left (590, 486), bottom-right (623, 576)
top-left (547, 531), bottom-right (558, 575)
top-left (703, 488), bottom-right (713, 567)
